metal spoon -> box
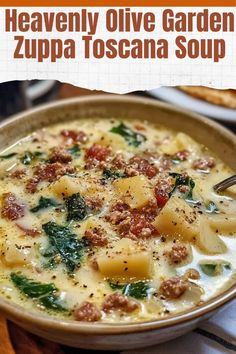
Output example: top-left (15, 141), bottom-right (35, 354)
top-left (213, 175), bottom-right (236, 193)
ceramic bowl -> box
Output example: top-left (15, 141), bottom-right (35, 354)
top-left (0, 95), bottom-right (236, 350)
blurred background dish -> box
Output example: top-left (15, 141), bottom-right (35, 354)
top-left (148, 86), bottom-right (236, 123)
top-left (179, 87), bottom-right (236, 109)
top-left (0, 80), bottom-right (58, 119)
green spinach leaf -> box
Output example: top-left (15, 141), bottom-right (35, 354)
top-left (169, 172), bottom-right (196, 203)
top-left (10, 272), bottom-right (66, 311)
top-left (199, 262), bottom-right (231, 276)
top-left (109, 281), bottom-right (150, 299)
top-left (171, 157), bottom-right (181, 165)
top-left (30, 197), bottom-right (61, 213)
top-left (42, 222), bottom-right (86, 274)
top-left (0, 152), bottom-right (17, 159)
top-left (65, 193), bottom-right (88, 222)
top-left (110, 123), bottom-right (146, 147)
top-left (123, 282), bottom-right (150, 299)
top-left (67, 145), bottom-right (80, 157)
top-left (20, 151), bottom-right (43, 165)
top-left (109, 282), bottom-right (125, 291)
top-left (102, 169), bottom-right (127, 180)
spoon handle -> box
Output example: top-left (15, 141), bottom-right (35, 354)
top-left (214, 175), bottom-right (236, 193)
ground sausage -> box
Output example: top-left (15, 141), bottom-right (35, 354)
top-left (49, 146), bottom-right (72, 164)
top-left (26, 162), bottom-right (75, 193)
top-left (84, 197), bottom-right (103, 212)
top-left (126, 155), bottom-right (158, 179)
top-left (156, 155), bottom-right (172, 173)
top-left (84, 228), bottom-right (108, 247)
top-left (60, 129), bottom-right (88, 144)
top-left (118, 213), bottom-right (157, 239)
top-left (85, 144), bottom-right (111, 169)
top-left (74, 302), bottom-right (102, 322)
top-left (154, 176), bottom-right (173, 208)
top-left (192, 156), bottom-right (216, 171)
top-left (174, 149), bottom-right (190, 161)
top-left (102, 293), bottom-right (138, 313)
top-left (105, 202), bottom-right (130, 225)
top-left (9, 168), bottom-right (26, 179)
top-left (1, 193), bottom-right (25, 220)
top-left (184, 268), bottom-right (200, 280)
top-left (106, 201), bottom-right (158, 239)
top-left (110, 153), bottom-right (127, 169)
top-left (159, 276), bottom-right (188, 299)
top-left (165, 245), bottom-right (189, 264)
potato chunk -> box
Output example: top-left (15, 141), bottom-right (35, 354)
top-left (160, 132), bottom-right (199, 155)
top-left (153, 196), bottom-right (199, 241)
top-left (113, 175), bottom-right (153, 209)
top-left (51, 175), bottom-right (81, 197)
top-left (79, 216), bottom-right (108, 235)
top-left (195, 215), bottom-right (227, 254)
top-left (51, 175), bottom-right (101, 199)
top-left (208, 214), bottom-right (236, 235)
top-left (0, 240), bottom-right (34, 267)
top-left (97, 238), bottom-right (153, 280)
top-left (96, 132), bottom-right (127, 151)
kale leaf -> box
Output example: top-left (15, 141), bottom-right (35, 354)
top-left (20, 151), bottom-right (43, 165)
top-left (110, 123), bottom-right (146, 147)
top-left (123, 282), bottom-right (150, 299)
top-left (0, 152), bottom-right (17, 159)
top-left (199, 264), bottom-right (218, 276)
top-left (67, 144), bottom-right (80, 157)
top-left (102, 169), bottom-right (127, 180)
top-left (199, 262), bottom-right (231, 276)
top-left (10, 272), bottom-right (66, 311)
top-left (109, 282), bottom-right (124, 291)
top-left (65, 193), bottom-right (88, 222)
top-left (169, 172), bottom-right (196, 203)
top-left (109, 281), bottom-right (150, 299)
top-left (30, 197), bottom-right (61, 213)
top-left (42, 222), bottom-right (86, 274)
top-left (171, 156), bottom-right (181, 165)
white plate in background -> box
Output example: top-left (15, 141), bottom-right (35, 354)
top-left (149, 87), bottom-right (236, 123)
top-left (26, 80), bottom-right (56, 101)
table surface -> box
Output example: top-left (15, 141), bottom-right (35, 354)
top-left (0, 83), bottom-right (235, 354)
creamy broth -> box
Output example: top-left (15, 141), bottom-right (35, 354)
top-left (0, 118), bottom-right (235, 323)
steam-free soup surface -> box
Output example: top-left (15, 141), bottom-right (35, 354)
top-left (0, 118), bottom-right (236, 323)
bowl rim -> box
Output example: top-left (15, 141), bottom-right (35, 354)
top-left (0, 94), bottom-right (236, 335)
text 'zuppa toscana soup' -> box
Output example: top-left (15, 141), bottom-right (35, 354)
top-left (0, 118), bottom-right (236, 323)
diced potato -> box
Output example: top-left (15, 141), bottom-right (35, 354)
top-left (113, 175), bottom-right (153, 209)
top-left (96, 132), bottom-right (127, 151)
top-left (208, 214), bottom-right (236, 235)
top-left (153, 196), bottom-right (199, 241)
top-left (97, 238), bottom-right (153, 280)
top-left (160, 138), bottom-right (180, 155)
top-left (79, 216), bottom-right (107, 235)
top-left (175, 132), bottom-right (200, 153)
top-left (51, 175), bottom-right (101, 198)
top-left (160, 132), bottom-right (199, 155)
top-left (51, 175), bottom-right (82, 197)
top-left (195, 215), bottom-right (227, 254)
top-left (0, 240), bottom-right (34, 267)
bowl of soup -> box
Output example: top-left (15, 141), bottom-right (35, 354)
top-left (0, 95), bottom-right (236, 350)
